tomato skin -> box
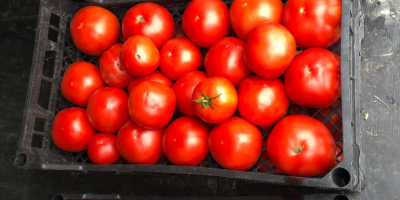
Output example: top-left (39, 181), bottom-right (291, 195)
top-left (120, 35), bottom-right (160, 77)
top-left (51, 108), bottom-right (96, 152)
top-left (244, 23), bottom-right (296, 79)
top-left (209, 117), bottom-right (262, 171)
top-left (182, 0), bottom-right (230, 48)
top-left (163, 117), bottom-right (209, 166)
top-left (61, 61), bottom-right (105, 107)
top-left (238, 76), bottom-right (289, 127)
top-left (266, 115), bottom-right (336, 177)
top-left (127, 71), bottom-right (173, 94)
top-left (100, 44), bottom-right (132, 89)
top-left (283, 0), bottom-right (341, 48)
top-left (284, 48), bottom-right (341, 108)
top-left (230, 0), bottom-right (283, 40)
top-left (70, 6), bottom-right (120, 56)
top-left (117, 120), bottom-right (163, 164)
top-left (87, 133), bottom-right (121, 165)
top-left (159, 37), bottom-right (202, 81)
top-left (173, 71), bottom-right (208, 117)
top-left (129, 81), bottom-right (176, 129)
top-left (205, 37), bottom-right (253, 87)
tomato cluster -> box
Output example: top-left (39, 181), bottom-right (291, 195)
top-left (51, 0), bottom-right (342, 178)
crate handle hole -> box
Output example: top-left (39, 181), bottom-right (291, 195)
top-left (333, 195), bottom-right (350, 200)
top-left (15, 153), bottom-right (27, 167)
top-left (52, 194), bottom-right (64, 200)
top-left (331, 167), bottom-right (351, 187)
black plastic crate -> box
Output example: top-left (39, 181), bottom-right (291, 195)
top-left (15, 0), bottom-right (362, 191)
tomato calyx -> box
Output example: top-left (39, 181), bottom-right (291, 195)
top-left (292, 145), bottom-right (304, 155)
top-left (193, 93), bottom-right (222, 111)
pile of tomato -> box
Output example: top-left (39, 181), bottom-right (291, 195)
top-left (51, 0), bottom-right (342, 177)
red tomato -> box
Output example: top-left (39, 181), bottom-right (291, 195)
top-left (192, 77), bottom-right (238, 124)
top-left (100, 44), bottom-right (132, 89)
top-left (159, 37), bottom-right (202, 81)
top-left (122, 3), bottom-right (175, 49)
top-left (284, 48), bottom-right (341, 108)
top-left (283, 0), bottom-right (341, 48)
top-left (209, 117), bottom-right (262, 171)
top-left (230, 0), bottom-right (283, 40)
top-left (70, 6), bottom-right (120, 56)
top-left (117, 120), bottom-right (163, 164)
top-left (238, 76), bottom-right (289, 127)
top-left (267, 115), bottom-right (336, 177)
top-left (182, 0), bottom-right (230, 48)
top-left (204, 37), bottom-right (253, 87)
top-left (86, 87), bottom-right (129, 134)
top-left (51, 108), bottom-right (96, 152)
top-left (61, 61), bottom-right (105, 107)
top-left (129, 81), bottom-right (176, 129)
top-left (163, 117), bottom-right (209, 166)
top-left (87, 133), bottom-right (121, 165)
top-left (244, 23), bottom-right (296, 79)
top-left (127, 71), bottom-right (173, 94)
top-left (120, 35), bottom-right (160, 77)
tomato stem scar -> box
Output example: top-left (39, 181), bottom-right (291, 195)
top-left (193, 93), bottom-right (222, 112)
top-left (292, 145), bottom-right (304, 155)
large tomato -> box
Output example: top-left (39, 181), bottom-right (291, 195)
top-left (238, 76), bottom-right (289, 127)
top-left (266, 115), bottom-right (336, 177)
top-left (192, 77), bottom-right (238, 124)
top-left (284, 48), bottom-right (341, 108)
top-left (87, 133), bottom-right (121, 165)
top-left (182, 0), bottom-right (230, 48)
top-left (61, 61), bottom-right (105, 107)
top-left (70, 6), bottom-right (120, 56)
top-left (244, 23), bottom-right (296, 79)
top-left (122, 3), bottom-right (174, 49)
top-left (100, 44), bottom-right (132, 89)
top-left (127, 71), bottom-right (173, 94)
top-left (204, 37), bottom-right (253, 87)
top-left (230, 0), bottom-right (283, 40)
top-left (51, 108), bottom-right (96, 152)
top-left (208, 117), bottom-right (262, 171)
top-left (283, 0), bottom-right (341, 48)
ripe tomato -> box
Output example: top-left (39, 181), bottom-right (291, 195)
top-left (87, 133), bottom-right (121, 165)
top-left (117, 120), bottom-right (163, 164)
top-left (244, 23), bottom-right (296, 79)
top-left (129, 81), bottom-right (176, 129)
top-left (159, 37), bottom-right (202, 81)
top-left (283, 0), bottom-right (341, 48)
top-left (100, 44), bottom-right (132, 89)
top-left (204, 37), bottom-right (253, 87)
top-left (51, 108), bottom-right (96, 152)
top-left (230, 0), bottom-right (283, 40)
top-left (61, 61), bottom-right (105, 107)
top-left (163, 117), bottom-right (209, 166)
top-left (127, 71), bottom-right (173, 94)
top-left (209, 117), bottom-right (262, 171)
top-left (70, 6), bottom-right (120, 56)
top-left (122, 3), bottom-right (174, 49)
top-left (86, 87), bottom-right (129, 134)
top-left (284, 48), bottom-right (341, 108)
top-left (120, 35), bottom-right (160, 77)
top-left (266, 115), bottom-right (336, 177)
top-left (238, 76), bottom-right (289, 127)
top-left (182, 0), bottom-right (230, 48)
top-left (192, 77), bottom-right (238, 124)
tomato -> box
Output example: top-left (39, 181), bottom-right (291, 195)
top-left (120, 35), bottom-right (160, 77)
top-left (163, 117), bottom-right (209, 166)
top-left (122, 3), bottom-right (175, 49)
top-left (159, 37), bottom-right (202, 81)
top-left (61, 61), bottom-right (105, 107)
top-left (230, 0), bottom-right (283, 40)
top-left (51, 108), bottom-right (96, 152)
top-left (283, 0), bottom-right (341, 48)
top-left (204, 37), bottom-right (253, 87)
top-left (182, 0), bottom-right (230, 48)
top-left (87, 133), bottom-right (121, 165)
top-left (117, 120), bottom-right (163, 164)
top-left (86, 87), bottom-right (129, 134)
top-left (127, 71), bottom-right (173, 94)
top-left (244, 23), bottom-right (296, 79)
top-left (284, 48), bottom-right (341, 108)
top-left (192, 77), bottom-right (238, 124)
top-left (70, 6), bottom-right (120, 56)
top-left (209, 117), bottom-right (262, 171)
top-left (266, 115), bottom-right (336, 177)
top-left (238, 76), bottom-right (289, 127)
top-left (129, 81), bottom-right (176, 129)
